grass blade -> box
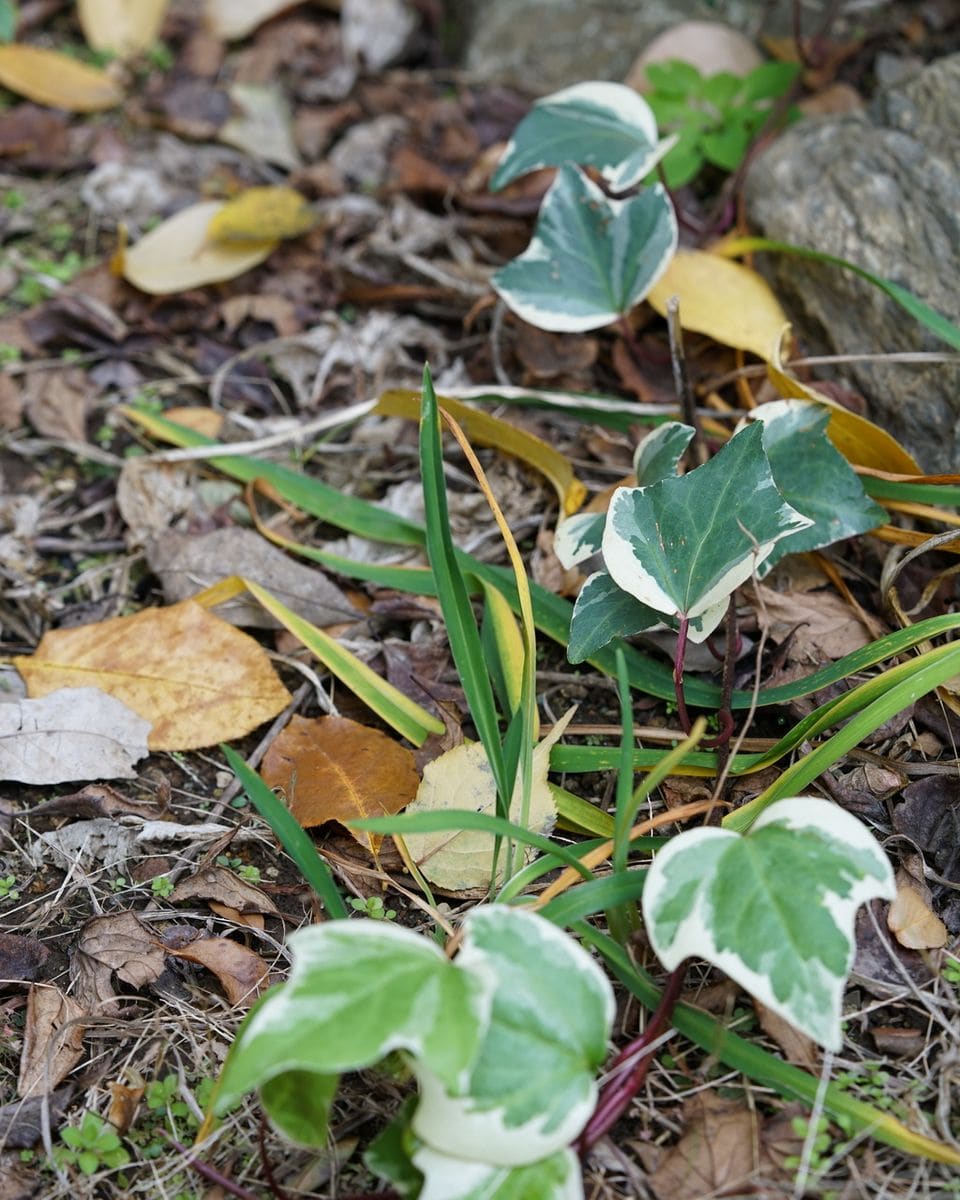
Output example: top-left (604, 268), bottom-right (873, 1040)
top-left (222, 744), bottom-right (348, 919)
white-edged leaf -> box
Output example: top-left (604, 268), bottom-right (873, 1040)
top-left (751, 400), bottom-right (887, 576)
top-left (642, 796), bottom-right (895, 1050)
top-left (0, 687), bottom-right (150, 783)
top-left (413, 1145), bottom-right (583, 1200)
top-left (633, 421), bottom-right (694, 485)
top-left (601, 421), bottom-right (811, 640)
top-left (214, 920), bottom-right (492, 1125)
top-left (492, 164), bottom-right (677, 333)
top-left (413, 906), bottom-right (614, 1166)
top-left (567, 571), bottom-right (662, 663)
top-left (491, 80), bottom-right (673, 193)
top-left (554, 512), bottom-right (605, 569)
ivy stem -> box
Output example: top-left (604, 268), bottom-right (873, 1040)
top-left (673, 616), bottom-right (692, 734)
top-left (665, 299), bottom-right (705, 466)
top-left (160, 1133), bottom-right (261, 1200)
top-left (577, 960), bottom-right (688, 1154)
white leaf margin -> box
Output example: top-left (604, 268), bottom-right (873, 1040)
top-left (642, 796), bottom-right (896, 1050)
top-left (413, 1145), bottom-right (583, 1200)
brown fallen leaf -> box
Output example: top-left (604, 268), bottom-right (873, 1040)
top-left (0, 934), bottom-right (48, 983)
top-left (261, 714), bottom-right (419, 857)
top-left (72, 912), bottom-right (166, 1012)
top-left (170, 865), bottom-right (279, 917)
top-left (647, 1093), bottom-right (762, 1200)
top-left (107, 1073), bottom-right (145, 1134)
top-left (754, 1000), bottom-right (820, 1071)
top-left (18, 986), bottom-right (86, 1099)
top-left (0, 1086), bottom-right (73, 1151)
top-left (887, 870), bottom-right (947, 950)
top-left (744, 580), bottom-right (872, 663)
top-left (168, 936), bottom-right (269, 1006)
top-left (14, 599), bottom-right (291, 751)
top-left (208, 902), bottom-right (265, 930)
top-left (0, 45), bottom-right (122, 112)
top-left (22, 367), bottom-right (88, 443)
top-left (0, 104), bottom-right (72, 170)
top-left (26, 782), bottom-right (166, 822)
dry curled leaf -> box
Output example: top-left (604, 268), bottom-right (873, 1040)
top-left (0, 45), bottom-right (122, 112)
top-left (18, 986), bottom-right (86, 1099)
top-left (261, 714), bottom-right (419, 857)
top-left (170, 865), bottom-right (279, 916)
top-left (168, 936), bottom-right (269, 1006)
top-left (121, 201), bottom-right (277, 295)
top-left (14, 600), bottom-right (291, 751)
top-left (887, 871), bottom-right (947, 950)
top-left (72, 912), bottom-right (167, 1013)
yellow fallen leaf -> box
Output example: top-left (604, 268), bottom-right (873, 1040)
top-left (0, 45), bottom-right (123, 112)
top-left (162, 406), bottom-right (225, 438)
top-left (376, 389), bottom-right (587, 515)
top-left (122, 202), bottom-right (277, 295)
top-left (78, 0), bottom-right (169, 57)
top-left (207, 187), bottom-right (315, 244)
top-left (887, 873), bottom-right (947, 950)
top-left (205, 0), bottom-right (315, 40)
top-left (401, 709), bottom-right (574, 892)
top-left (13, 600), bottom-right (291, 751)
top-left (260, 714), bottom-right (419, 858)
top-left (647, 249), bottom-right (788, 361)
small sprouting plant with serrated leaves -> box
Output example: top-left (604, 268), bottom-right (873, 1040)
top-left (644, 58), bottom-right (800, 187)
top-left (350, 893), bottom-right (397, 920)
top-left (55, 1111), bottom-right (131, 1177)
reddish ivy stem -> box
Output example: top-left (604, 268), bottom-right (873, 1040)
top-left (577, 961), bottom-right (688, 1154)
top-left (160, 1133), bottom-right (261, 1200)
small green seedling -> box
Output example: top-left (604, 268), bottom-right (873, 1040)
top-left (150, 875), bottom-right (174, 899)
top-left (350, 894), bottom-right (397, 920)
top-left (645, 58), bottom-right (800, 187)
top-left (0, 874), bottom-right (19, 900)
top-left (215, 854), bottom-right (261, 883)
top-left (55, 1112), bottom-right (131, 1177)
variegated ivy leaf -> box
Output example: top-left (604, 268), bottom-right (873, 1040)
top-left (491, 164), bottom-right (677, 333)
top-left (602, 421), bottom-right (812, 642)
top-left (412, 1146), bottom-right (583, 1200)
top-left (633, 421), bottom-right (695, 486)
top-left (213, 921), bottom-right (492, 1144)
top-left (413, 906), bottom-right (614, 1167)
top-left (752, 400), bottom-right (887, 577)
top-left (567, 571), bottom-right (662, 663)
top-left (642, 796), bottom-right (896, 1050)
top-left (554, 512), bottom-right (605, 570)
top-left (491, 81), bottom-right (674, 193)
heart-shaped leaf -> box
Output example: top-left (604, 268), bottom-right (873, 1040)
top-left (413, 906), bottom-right (614, 1166)
top-left (752, 400), bottom-right (887, 575)
top-left (492, 164), bottom-right (677, 333)
top-left (642, 796), bottom-right (895, 1049)
top-left (491, 80), bottom-right (672, 193)
top-left (602, 422), bottom-right (811, 641)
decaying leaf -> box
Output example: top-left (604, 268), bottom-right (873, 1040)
top-left (78, 0), bottom-right (169, 57)
top-left (18, 986), bottom-right (86, 1099)
top-left (887, 871), bottom-right (947, 950)
top-left (0, 45), bottom-right (123, 112)
top-left (401, 709), bottom-right (574, 891)
top-left (207, 186), bottom-right (314, 243)
top-left (218, 85), bottom-right (302, 170)
top-left (14, 600), bottom-right (291, 751)
top-left (121, 201), bottom-right (277, 295)
top-left (167, 936), bottom-right (269, 1006)
top-left (73, 913), bottom-right (166, 1012)
top-left (0, 687), bottom-right (151, 783)
top-left (0, 934), bottom-right (48, 983)
top-left (170, 865), bottom-right (280, 916)
top-left (260, 714), bottom-right (420, 856)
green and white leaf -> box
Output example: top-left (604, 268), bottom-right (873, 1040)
top-left (214, 921), bottom-right (491, 1125)
top-left (414, 906), bottom-right (614, 1166)
top-left (642, 796), bottom-right (895, 1050)
top-left (491, 81), bottom-right (673, 193)
top-left (752, 401), bottom-right (887, 576)
top-left (567, 571), bottom-right (663, 663)
top-left (602, 422), bottom-right (812, 641)
top-left (633, 421), bottom-right (694, 485)
top-left (413, 1145), bottom-right (583, 1200)
top-left (259, 1070), bottom-right (338, 1147)
top-left (492, 164), bottom-right (678, 333)
top-left (554, 512), bottom-right (605, 569)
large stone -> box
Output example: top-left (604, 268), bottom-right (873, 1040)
top-left (744, 54), bottom-right (960, 471)
top-left (459, 0), bottom-right (909, 94)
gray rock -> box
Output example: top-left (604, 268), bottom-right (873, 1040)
top-left (744, 54), bottom-right (960, 471)
top-left (459, 0), bottom-right (909, 93)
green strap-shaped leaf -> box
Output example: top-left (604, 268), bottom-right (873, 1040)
top-left (491, 80), bottom-right (670, 193)
top-left (413, 906), bottom-right (614, 1166)
top-left (412, 1145), bottom-right (583, 1200)
top-left (214, 921), bottom-right (491, 1122)
top-left (492, 164), bottom-right (678, 333)
top-left (755, 400), bottom-right (886, 576)
top-left (602, 422), bottom-right (811, 640)
top-left (642, 797), bottom-right (895, 1049)
top-left (567, 570), bottom-right (662, 663)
